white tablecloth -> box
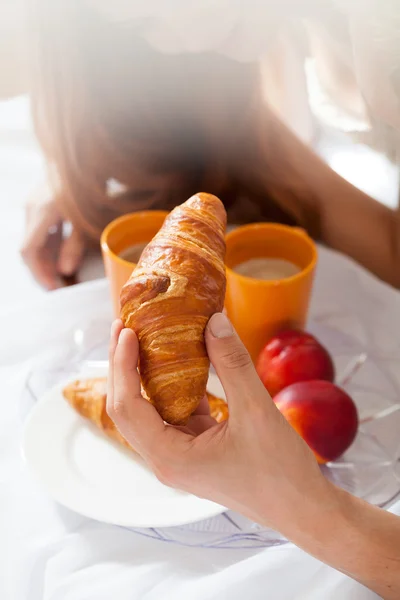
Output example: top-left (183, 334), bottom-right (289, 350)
top-left (1, 245), bottom-right (400, 600)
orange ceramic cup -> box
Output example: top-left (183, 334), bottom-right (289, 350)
top-left (224, 223), bottom-right (318, 363)
top-left (101, 211), bottom-right (169, 317)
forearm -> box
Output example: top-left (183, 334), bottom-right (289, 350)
top-left (300, 147), bottom-right (400, 288)
top-left (288, 485), bottom-right (400, 599)
top-left (266, 110), bottom-right (400, 287)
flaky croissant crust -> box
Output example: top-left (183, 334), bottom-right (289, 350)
top-left (120, 193), bottom-right (227, 425)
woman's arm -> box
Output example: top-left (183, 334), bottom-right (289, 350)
top-left (263, 109), bottom-right (400, 288)
top-left (290, 487), bottom-right (400, 599)
top-left (108, 314), bottom-right (400, 599)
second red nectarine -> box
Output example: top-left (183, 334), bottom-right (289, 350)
top-left (274, 380), bottom-right (359, 464)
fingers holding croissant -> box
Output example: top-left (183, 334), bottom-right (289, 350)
top-left (63, 377), bottom-right (228, 452)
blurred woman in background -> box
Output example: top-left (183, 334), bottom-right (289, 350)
top-left (2, 0), bottom-right (399, 289)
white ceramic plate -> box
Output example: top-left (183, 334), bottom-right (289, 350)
top-left (22, 370), bottom-right (227, 528)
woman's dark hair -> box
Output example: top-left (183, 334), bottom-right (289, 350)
top-left (29, 0), bottom-right (315, 239)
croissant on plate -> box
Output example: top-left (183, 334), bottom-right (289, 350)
top-left (62, 377), bottom-right (228, 451)
top-left (120, 192), bottom-right (227, 425)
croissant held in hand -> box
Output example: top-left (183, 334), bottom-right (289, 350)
top-left (120, 192), bottom-right (227, 425)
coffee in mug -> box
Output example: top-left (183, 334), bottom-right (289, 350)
top-left (233, 257), bottom-right (301, 280)
top-left (118, 243), bottom-right (147, 264)
top-left (224, 223), bottom-right (317, 361)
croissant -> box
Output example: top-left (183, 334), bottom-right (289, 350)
top-left (63, 378), bottom-right (131, 449)
top-left (120, 192), bottom-right (227, 425)
top-left (62, 378), bottom-right (228, 451)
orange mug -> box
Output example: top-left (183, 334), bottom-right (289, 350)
top-left (224, 223), bottom-right (318, 362)
top-left (101, 211), bottom-right (169, 317)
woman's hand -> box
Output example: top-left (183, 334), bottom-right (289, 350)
top-left (108, 313), bottom-right (400, 599)
top-left (20, 184), bottom-right (86, 289)
top-left (107, 313), bottom-right (336, 535)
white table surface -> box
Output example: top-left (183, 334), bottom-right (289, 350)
top-left (1, 245), bottom-right (400, 600)
top-left (1, 96), bottom-right (400, 600)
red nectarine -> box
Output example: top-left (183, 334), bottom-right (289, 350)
top-left (256, 330), bottom-right (335, 397)
top-left (274, 380), bottom-right (359, 464)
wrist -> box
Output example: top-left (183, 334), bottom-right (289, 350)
top-left (286, 482), bottom-right (354, 550)
top-left (278, 478), bottom-right (348, 551)
top-left (249, 474), bottom-right (346, 547)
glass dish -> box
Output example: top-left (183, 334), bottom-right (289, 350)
top-left (22, 317), bottom-right (400, 550)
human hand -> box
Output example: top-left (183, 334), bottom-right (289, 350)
top-left (20, 184), bottom-right (86, 290)
top-left (107, 313), bottom-right (338, 537)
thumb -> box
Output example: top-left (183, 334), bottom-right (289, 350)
top-left (205, 313), bottom-right (268, 415)
top-left (57, 227), bottom-right (86, 276)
